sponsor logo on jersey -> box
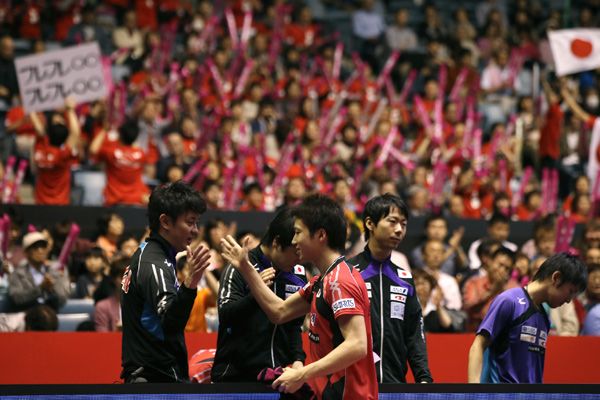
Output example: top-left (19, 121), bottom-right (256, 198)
top-left (521, 325), bottom-right (537, 335)
top-left (164, 259), bottom-right (173, 268)
top-left (308, 329), bottom-right (320, 343)
top-left (285, 284), bottom-right (302, 293)
top-left (310, 313), bottom-right (316, 326)
top-left (539, 330), bottom-right (548, 339)
top-left (390, 285), bottom-right (408, 294)
top-left (332, 298), bottom-right (356, 313)
top-left (520, 333), bottom-right (536, 344)
top-left (390, 294), bottom-right (407, 302)
top-left (294, 265), bottom-right (305, 275)
top-left (391, 301), bottom-right (405, 320)
top-left (365, 282), bottom-right (371, 289)
top-left (397, 269), bottom-right (412, 279)
top-left (121, 266), bottom-right (132, 294)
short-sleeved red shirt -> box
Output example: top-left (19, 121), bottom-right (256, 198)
top-left (95, 140), bottom-right (149, 206)
top-left (298, 257), bottom-right (378, 400)
top-left (33, 136), bottom-right (77, 205)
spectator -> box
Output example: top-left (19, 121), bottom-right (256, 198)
top-left (65, 4), bottom-right (113, 54)
top-left (385, 8), bottom-right (417, 52)
top-left (0, 35), bottom-right (18, 125)
top-left (0, 304), bottom-right (58, 332)
top-left (421, 239), bottom-right (462, 310)
top-left (94, 257), bottom-right (127, 332)
top-left (468, 213), bottom-right (517, 270)
top-left (414, 269), bottom-right (465, 333)
top-left (95, 213), bottom-right (125, 260)
top-left (89, 120), bottom-right (154, 207)
top-left (29, 98), bottom-right (81, 205)
top-left (411, 214), bottom-right (467, 276)
top-left (74, 247), bottom-right (109, 300)
top-left (8, 232), bottom-right (70, 311)
top-left (352, 0), bottom-right (386, 72)
top-left (582, 264), bottom-right (600, 335)
top-left (462, 247), bottom-right (519, 332)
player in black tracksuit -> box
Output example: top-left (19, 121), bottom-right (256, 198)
top-left (348, 194), bottom-right (432, 383)
top-left (120, 181), bottom-right (210, 383)
top-left (211, 208), bottom-right (307, 382)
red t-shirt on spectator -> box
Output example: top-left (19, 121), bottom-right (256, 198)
top-left (33, 136), bottom-right (77, 205)
top-left (94, 140), bottom-right (150, 206)
top-left (18, 4), bottom-right (42, 39)
top-left (539, 102), bottom-right (563, 160)
top-left (5, 106), bottom-right (37, 136)
top-left (135, 0), bottom-right (157, 31)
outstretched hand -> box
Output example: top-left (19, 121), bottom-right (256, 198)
top-left (184, 244), bottom-right (211, 289)
top-left (220, 235), bottom-right (252, 271)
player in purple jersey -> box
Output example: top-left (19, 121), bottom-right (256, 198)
top-left (468, 252), bottom-right (587, 383)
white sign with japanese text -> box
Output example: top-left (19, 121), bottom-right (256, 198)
top-left (15, 42), bottom-right (107, 112)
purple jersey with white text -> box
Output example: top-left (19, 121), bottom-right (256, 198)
top-left (477, 287), bottom-right (550, 383)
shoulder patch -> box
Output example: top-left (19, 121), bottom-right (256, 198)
top-left (397, 268), bottom-right (412, 279)
top-left (332, 298), bottom-right (356, 313)
top-left (294, 265), bottom-right (305, 275)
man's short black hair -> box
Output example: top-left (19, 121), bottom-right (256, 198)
top-left (533, 252), bottom-right (588, 293)
top-left (424, 213), bottom-right (446, 228)
top-left (243, 182), bottom-right (262, 196)
top-left (477, 238), bottom-right (501, 260)
top-left (25, 305), bottom-right (58, 331)
top-left (119, 119), bottom-right (140, 146)
top-left (488, 212), bottom-right (510, 226)
top-left (492, 246), bottom-right (516, 264)
top-left (362, 194), bottom-right (409, 241)
top-left (48, 122), bottom-right (69, 147)
top-left (147, 181), bottom-right (207, 233)
top-left (260, 207), bottom-right (296, 249)
top-left (291, 194), bottom-right (347, 252)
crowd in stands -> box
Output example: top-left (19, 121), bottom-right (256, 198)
top-left (0, 1), bottom-right (599, 335)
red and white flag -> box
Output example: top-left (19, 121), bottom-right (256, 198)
top-left (549, 28), bottom-right (600, 76)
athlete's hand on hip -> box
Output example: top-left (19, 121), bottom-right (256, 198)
top-left (184, 244), bottom-right (211, 289)
top-left (220, 235), bottom-right (252, 271)
top-left (273, 366), bottom-right (306, 394)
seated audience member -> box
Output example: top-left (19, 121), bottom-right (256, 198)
top-left (74, 247), bottom-right (109, 299)
top-left (581, 264), bottom-right (600, 335)
top-left (463, 247), bottom-right (519, 331)
top-left (8, 232), bottom-right (70, 311)
top-left (422, 239), bottom-right (462, 310)
top-left (511, 252), bottom-right (531, 287)
top-left (239, 182), bottom-right (265, 211)
top-left (520, 215), bottom-right (557, 261)
top-left (414, 269), bottom-right (465, 333)
top-left (411, 214), bottom-right (467, 276)
top-left (117, 235), bottom-right (140, 260)
top-left (94, 258), bottom-right (127, 332)
top-left (95, 213), bottom-right (125, 260)
top-left (0, 304), bottom-right (58, 332)
top-left (468, 213), bottom-right (517, 271)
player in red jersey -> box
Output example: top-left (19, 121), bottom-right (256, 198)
top-left (221, 194), bottom-right (377, 400)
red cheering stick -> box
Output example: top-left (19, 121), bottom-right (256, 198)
top-left (374, 126), bottom-right (398, 168)
top-left (555, 215), bottom-right (576, 253)
top-left (430, 161), bottom-right (447, 211)
top-left (56, 223), bottom-right (80, 272)
top-left (385, 77), bottom-right (397, 104)
top-left (376, 51), bottom-right (400, 90)
top-left (498, 158), bottom-right (508, 192)
top-left (206, 59), bottom-right (229, 104)
top-left (332, 42), bottom-right (344, 82)
top-left (389, 146), bottom-right (416, 171)
top-left (512, 166), bottom-right (533, 211)
top-left (413, 95), bottom-right (433, 137)
top-left (0, 215), bottom-right (7, 260)
top-left (183, 159), bottom-right (206, 183)
top-left (398, 69), bottom-right (417, 104)
top-left (233, 59), bottom-right (255, 99)
top-left (240, 10), bottom-right (253, 48)
top-left (363, 98), bottom-right (388, 142)
top-left (224, 8), bottom-right (239, 48)
top-left (449, 67), bottom-right (469, 103)
top-left (472, 128), bottom-right (483, 175)
top-left (0, 156), bottom-right (16, 203)
top-left (8, 159), bottom-right (27, 204)
top-left (28, 224), bottom-right (37, 233)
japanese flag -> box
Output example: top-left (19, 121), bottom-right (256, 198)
top-left (549, 29), bottom-right (600, 76)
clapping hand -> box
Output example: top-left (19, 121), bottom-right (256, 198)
top-left (183, 244), bottom-right (211, 289)
top-left (220, 235), bottom-right (252, 271)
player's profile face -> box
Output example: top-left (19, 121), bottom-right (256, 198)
top-left (167, 211), bottom-right (200, 252)
top-left (548, 281), bottom-right (579, 308)
top-left (292, 218), bottom-right (315, 262)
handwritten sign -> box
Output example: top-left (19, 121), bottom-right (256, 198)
top-left (15, 42), bottom-right (107, 113)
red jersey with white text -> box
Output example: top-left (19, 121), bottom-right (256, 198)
top-left (33, 136), bottom-right (77, 205)
top-left (95, 140), bottom-right (149, 206)
top-left (298, 257), bottom-right (378, 400)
